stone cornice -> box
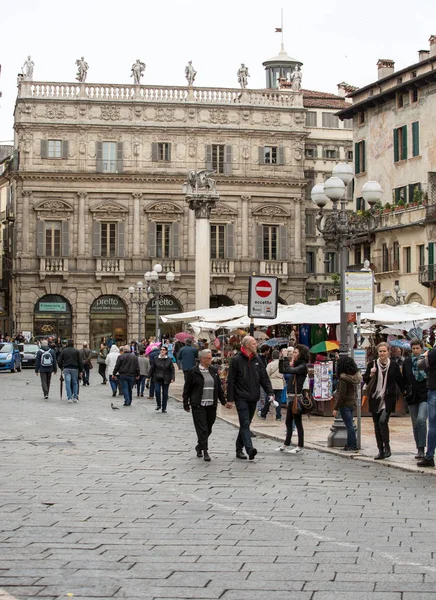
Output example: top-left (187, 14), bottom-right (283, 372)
top-left (15, 172), bottom-right (307, 187)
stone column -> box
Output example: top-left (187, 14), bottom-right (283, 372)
top-left (132, 193), bottom-right (141, 257)
top-left (241, 195), bottom-right (250, 258)
top-left (294, 197), bottom-right (302, 260)
top-left (188, 208), bottom-right (195, 256)
top-left (77, 192), bottom-right (86, 257)
top-left (186, 196), bottom-right (219, 310)
top-left (22, 190), bottom-right (31, 257)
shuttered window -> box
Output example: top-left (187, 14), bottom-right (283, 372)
top-left (212, 145), bottom-right (225, 174)
top-left (393, 126), bottom-right (407, 162)
top-left (263, 225), bottom-right (278, 260)
top-left (210, 225), bottom-right (225, 259)
top-left (306, 111), bottom-right (317, 127)
top-left (41, 139), bottom-right (68, 159)
top-left (412, 121), bottom-right (420, 157)
top-left (45, 221), bottom-right (61, 256)
top-left (306, 251), bottom-right (315, 273)
top-left (322, 113), bottom-right (339, 128)
top-left (156, 223), bottom-right (171, 258)
top-left (100, 223), bottom-right (117, 257)
top-left (354, 140), bottom-right (366, 174)
top-left (152, 142), bottom-right (171, 161)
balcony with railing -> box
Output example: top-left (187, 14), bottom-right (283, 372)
top-left (259, 261), bottom-right (288, 277)
top-left (18, 81), bottom-right (302, 108)
top-left (39, 257), bottom-right (69, 280)
top-left (419, 264), bottom-right (436, 287)
top-left (210, 259), bottom-right (235, 281)
top-left (95, 258), bottom-right (125, 281)
top-left (373, 259), bottom-right (399, 278)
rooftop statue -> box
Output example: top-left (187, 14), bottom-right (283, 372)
top-left (131, 59), bottom-right (146, 84)
top-left (185, 61), bottom-right (197, 86)
top-left (75, 57), bottom-right (89, 83)
top-left (21, 56), bottom-right (34, 81)
top-left (237, 64), bottom-right (249, 89)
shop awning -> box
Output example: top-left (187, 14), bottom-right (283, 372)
top-left (160, 304), bottom-right (247, 324)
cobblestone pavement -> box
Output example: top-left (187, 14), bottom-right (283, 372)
top-left (1, 369), bottom-right (436, 600)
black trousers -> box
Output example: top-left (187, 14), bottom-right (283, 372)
top-left (285, 408), bottom-right (304, 447)
top-left (191, 405), bottom-right (217, 451)
top-left (98, 363), bottom-right (106, 383)
top-left (372, 409), bottom-right (391, 446)
top-left (40, 372), bottom-right (52, 396)
top-left (235, 399), bottom-right (257, 453)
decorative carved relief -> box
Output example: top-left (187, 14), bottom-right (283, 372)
top-left (294, 141), bottom-right (303, 161)
top-left (209, 109), bottom-right (229, 124)
top-left (241, 109), bottom-right (250, 121)
top-left (252, 205), bottom-right (289, 223)
top-left (155, 107), bottom-right (174, 122)
top-left (262, 112), bottom-right (280, 126)
top-left (90, 201), bottom-right (128, 220)
top-left (293, 112), bottom-right (305, 125)
top-left (19, 131), bottom-right (32, 153)
top-left (188, 107), bottom-right (197, 119)
top-left (46, 104), bottom-right (66, 119)
top-left (210, 203), bottom-right (237, 221)
top-left (100, 105), bottom-right (121, 121)
top-left (145, 201), bottom-right (183, 221)
top-left (34, 199), bottom-right (74, 212)
top-left (187, 135), bottom-right (196, 158)
top-left (242, 146), bottom-right (250, 160)
top-left (19, 103), bottom-right (32, 115)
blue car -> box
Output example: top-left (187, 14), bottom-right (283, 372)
top-left (0, 342), bottom-right (22, 372)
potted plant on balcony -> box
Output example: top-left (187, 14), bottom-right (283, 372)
top-left (383, 202), bottom-right (391, 214)
top-left (396, 198), bottom-right (405, 211)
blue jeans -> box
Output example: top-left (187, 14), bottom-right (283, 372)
top-left (340, 406), bottom-right (357, 449)
top-left (64, 368), bottom-right (79, 400)
top-left (149, 380), bottom-right (155, 398)
top-left (82, 364), bottom-right (90, 385)
top-left (136, 375), bottom-right (146, 395)
top-left (426, 390), bottom-right (436, 459)
top-left (110, 377), bottom-right (118, 394)
top-left (155, 382), bottom-right (169, 411)
top-left (119, 375), bottom-right (134, 405)
top-left (409, 402), bottom-right (428, 450)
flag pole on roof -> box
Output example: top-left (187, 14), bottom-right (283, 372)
top-left (275, 8), bottom-right (284, 50)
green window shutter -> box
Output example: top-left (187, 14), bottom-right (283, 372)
top-left (226, 223), bottom-right (234, 259)
top-left (116, 142), bottom-right (123, 173)
top-left (223, 145), bottom-right (232, 175)
top-left (279, 225), bottom-right (288, 260)
top-left (151, 142), bottom-right (158, 162)
top-left (172, 222), bottom-right (180, 258)
top-left (354, 142), bottom-right (360, 174)
top-left (62, 140), bottom-right (69, 159)
top-left (117, 221), bottom-right (125, 257)
top-left (40, 139), bottom-right (48, 159)
top-left (258, 147), bottom-right (265, 165)
top-left (393, 129), bottom-right (399, 162)
top-left (361, 141), bottom-right (366, 173)
top-left (37, 221), bottom-right (45, 256)
top-left (412, 121), bottom-right (419, 157)
top-left (429, 242), bottom-right (434, 265)
top-left (395, 188), bottom-right (400, 204)
top-left (61, 221), bottom-right (70, 257)
top-left (92, 221), bottom-right (101, 257)
top-left (96, 142), bottom-right (103, 172)
top-left (148, 221), bottom-right (156, 258)
top-left (205, 145), bottom-right (212, 170)
top-left (402, 125), bottom-right (407, 160)
top-left (256, 224), bottom-right (263, 259)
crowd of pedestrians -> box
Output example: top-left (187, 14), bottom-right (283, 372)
top-left (23, 328), bottom-right (436, 468)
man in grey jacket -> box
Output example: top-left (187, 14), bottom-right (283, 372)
top-left (35, 339), bottom-right (57, 400)
top-left (112, 345), bottom-right (140, 406)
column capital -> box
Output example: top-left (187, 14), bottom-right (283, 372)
top-left (77, 191), bottom-right (87, 199)
top-left (22, 190), bottom-right (32, 197)
top-left (241, 194), bottom-right (251, 201)
top-left (186, 194), bottom-right (219, 219)
top-left (132, 192), bottom-right (142, 199)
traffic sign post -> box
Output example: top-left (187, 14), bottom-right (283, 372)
top-left (248, 276), bottom-right (278, 320)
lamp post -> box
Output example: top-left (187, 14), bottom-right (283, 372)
top-left (145, 263), bottom-right (175, 340)
top-left (385, 285), bottom-right (408, 305)
top-left (311, 164), bottom-right (382, 447)
top-left (129, 281), bottom-right (147, 342)
top-left (311, 163), bottom-right (382, 357)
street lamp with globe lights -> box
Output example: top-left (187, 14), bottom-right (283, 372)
top-left (311, 164), bottom-right (382, 357)
top-left (129, 281), bottom-right (146, 342)
top-left (145, 264), bottom-right (175, 340)
top-left (385, 285), bottom-right (408, 305)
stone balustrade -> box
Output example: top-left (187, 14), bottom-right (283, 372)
top-left (18, 81), bottom-right (302, 108)
top-left (260, 260), bottom-right (288, 277)
top-left (96, 258), bottom-right (125, 281)
top-left (39, 258), bottom-right (69, 281)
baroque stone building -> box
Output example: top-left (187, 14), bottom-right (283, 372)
top-left (11, 76), bottom-right (310, 346)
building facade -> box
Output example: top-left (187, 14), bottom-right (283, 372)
top-left (11, 78), bottom-right (311, 347)
top-left (339, 36), bottom-right (436, 306)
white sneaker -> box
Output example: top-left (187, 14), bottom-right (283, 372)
top-left (275, 445), bottom-right (287, 452)
top-left (68, 399), bottom-right (73, 403)
top-left (73, 398), bottom-right (79, 403)
top-left (287, 446), bottom-right (304, 454)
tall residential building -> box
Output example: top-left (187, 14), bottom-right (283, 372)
top-left (338, 36), bottom-right (436, 306)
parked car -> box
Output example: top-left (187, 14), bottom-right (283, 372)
top-left (0, 342), bottom-right (22, 372)
top-left (18, 343), bottom-right (40, 368)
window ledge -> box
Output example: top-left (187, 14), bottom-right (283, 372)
top-left (394, 159), bottom-right (407, 166)
top-left (409, 155), bottom-right (422, 161)
top-left (354, 172), bottom-right (367, 178)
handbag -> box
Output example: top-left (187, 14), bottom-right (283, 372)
top-left (288, 376), bottom-right (315, 415)
top-left (362, 362), bottom-right (377, 404)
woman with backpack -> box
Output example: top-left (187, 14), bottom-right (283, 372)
top-left (97, 337), bottom-right (108, 384)
top-left (35, 339), bottom-right (57, 400)
top-left (276, 344), bottom-right (310, 454)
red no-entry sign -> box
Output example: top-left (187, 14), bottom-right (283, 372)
top-left (255, 280), bottom-right (272, 298)
top-left (248, 276), bottom-right (278, 319)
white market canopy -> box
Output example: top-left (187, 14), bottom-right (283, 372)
top-left (180, 301), bottom-right (436, 331)
top-left (160, 304), bottom-right (247, 324)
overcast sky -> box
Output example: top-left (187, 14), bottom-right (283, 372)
top-left (0, 0), bottom-right (433, 141)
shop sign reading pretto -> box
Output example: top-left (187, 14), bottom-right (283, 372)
top-left (91, 295), bottom-right (126, 313)
top-left (146, 296), bottom-right (182, 315)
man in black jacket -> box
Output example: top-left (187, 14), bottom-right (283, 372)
top-left (58, 340), bottom-right (83, 403)
top-left (112, 345), bottom-right (140, 406)
top-left (226, 336), bottom-right (274, 460)
top-left (183, 349), bottom-right (231, 461)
